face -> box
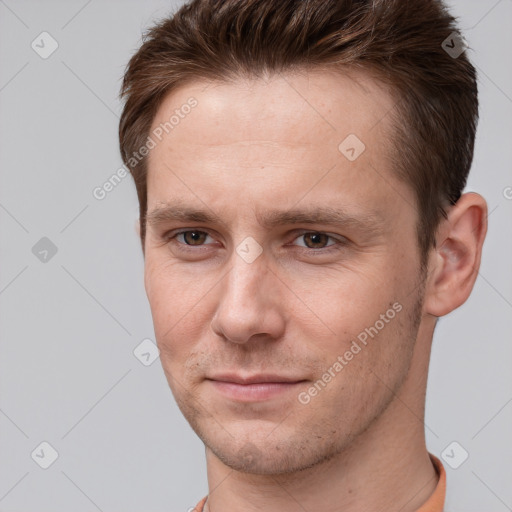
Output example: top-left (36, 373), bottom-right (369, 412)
top-left (144, 70), bottom-right (427, 474)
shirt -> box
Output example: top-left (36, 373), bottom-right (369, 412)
top-left (193, 453), bottom-right (446, 512)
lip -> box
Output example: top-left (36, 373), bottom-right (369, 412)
top-left (207, 373), bottom-right (305, 385)
top-left (206, 374), bottom-right (307, 402)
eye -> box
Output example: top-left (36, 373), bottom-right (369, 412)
top-left (292, 232), bottom-right (339, 249)
top-left (174, 230), bottom-right (214, 246)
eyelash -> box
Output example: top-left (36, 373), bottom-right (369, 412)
top-left (165, 229), bottom-right (347, 252)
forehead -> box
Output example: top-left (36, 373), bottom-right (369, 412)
top-left (145, 69), bottom-right (412, 224)
top-left (149, 68), bottom-right (394, 149)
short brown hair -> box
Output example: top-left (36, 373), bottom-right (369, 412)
top-left (119, 0), bottom-right (478, 262)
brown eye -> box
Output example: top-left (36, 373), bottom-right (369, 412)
top-left (302, 232), bottom-right (331, 249)
top-left (179, 231), bottom-right (209, 245)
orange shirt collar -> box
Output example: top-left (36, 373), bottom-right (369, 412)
top-left (416, 454), bottom-right (446, 512)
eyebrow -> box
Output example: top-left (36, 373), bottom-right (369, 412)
top-left (146, 203), bottom-right (385, 236)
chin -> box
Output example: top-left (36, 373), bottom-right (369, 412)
top-left (204, 430), bottom-right (345, 475)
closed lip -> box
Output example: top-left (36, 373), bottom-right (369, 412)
top-left (206, 374), bottom-right (307, 385)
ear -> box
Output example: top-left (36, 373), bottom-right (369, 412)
top-left (424, 192), bottom-right (488, 317)
top-left (135, 217), bottom-right (141, 238)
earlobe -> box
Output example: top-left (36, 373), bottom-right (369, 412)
top-left (424, 192), bottom-right (488, 317)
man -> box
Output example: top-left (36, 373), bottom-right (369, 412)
top-left (119, 0), bottom-right (487, 510)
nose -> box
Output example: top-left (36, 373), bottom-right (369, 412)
top-left (210, 250), bottom-right (286, 345)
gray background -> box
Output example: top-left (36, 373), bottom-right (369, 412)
top-left (0, 0), bottom-right (511, 511)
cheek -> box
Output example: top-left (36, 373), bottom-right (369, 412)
top-left (144, 259), bottom-right (214, 359)
top-left (298, 298), bottom-right (417, 432)
top-left (292, 270), bottom-right (396, 339)
top-left (294, 261), bottom-right (417, 378)
top-left (145, 255), bottom-right (209, 318)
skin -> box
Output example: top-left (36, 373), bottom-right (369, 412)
top-left (142, 69), bottom-right (487, 511)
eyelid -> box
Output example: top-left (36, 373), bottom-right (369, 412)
top-left (289, 230), bottom-right (348, 247)
top-left (165, 228), bottom-right (217, 245)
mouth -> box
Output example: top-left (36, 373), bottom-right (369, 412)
top-left (206, 374), bottom-right (308, 402)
